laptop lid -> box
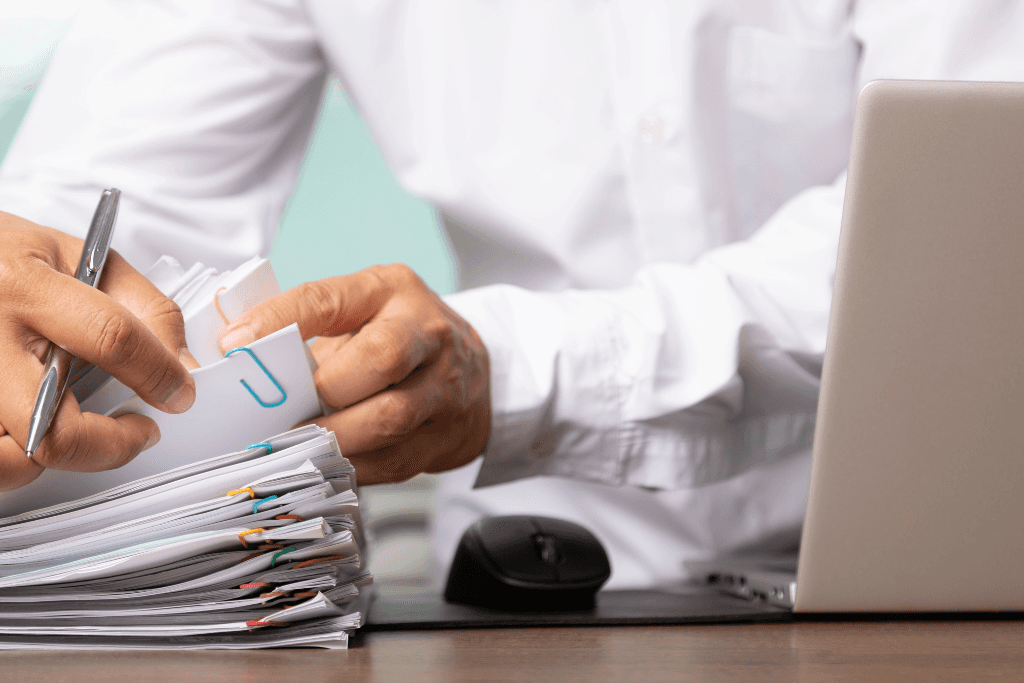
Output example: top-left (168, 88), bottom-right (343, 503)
top-left (795, 80), bottom-right (1024, 612)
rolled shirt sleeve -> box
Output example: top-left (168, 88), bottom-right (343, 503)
top-left (448, 177), bottom-right (845, 490)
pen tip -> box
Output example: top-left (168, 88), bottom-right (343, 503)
top-left (25, 450), bottom-right (34, 460)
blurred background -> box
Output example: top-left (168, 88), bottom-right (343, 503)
top-left (0, 1), bottom-right (452, 590)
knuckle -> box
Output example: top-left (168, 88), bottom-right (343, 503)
top-left (297, 280), bottom-right (342, 327)
top-left (87, 309), bottom-right (138, 363)
top-left (0, 257), bottom-right (43, 306)
top-left (363, 265), bottom-right (392, 298)
top-left (385, 262), bottom-right (415, 280)
top-left (141, 295), bottom-right (185, 334)
top-left (361, 327), bottom-right (408, 379)
top-left (0, 256), bottom-right (22, 287)
top-left (375, 392), bottom-right (419, 437)
top-left (378, 262), bottom-right (421, 289)
top-left (427, 316), bottom-right (456, 348)
top-left (313, 368), bottom-right (348, 409)
top-left (440, 366), bottom-right (469, 407)
top-left (39, 418), bottom-right (88, 470)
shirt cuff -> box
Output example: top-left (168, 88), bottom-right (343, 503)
top-left (444, 285), bottom-right (627, 488)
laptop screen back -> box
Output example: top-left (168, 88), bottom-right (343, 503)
top-left (796, 81), bottom-right (1024, 612)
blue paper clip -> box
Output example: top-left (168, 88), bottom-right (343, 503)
top-left (225, 346), bottom-right (287, 408)
top-left (253, 495), bottom-right (278, 514)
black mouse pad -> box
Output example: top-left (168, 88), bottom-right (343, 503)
top-left (363, 585), bottom-right (792, 630)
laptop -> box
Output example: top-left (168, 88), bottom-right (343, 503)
top-left (695, 79), bottom-right (1024, 613)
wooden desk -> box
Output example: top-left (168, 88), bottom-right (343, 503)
top-left (2, 621), bottom-right (1023, 682)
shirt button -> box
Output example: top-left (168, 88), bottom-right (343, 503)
top-left (637, 116), bottom-right (665, 144)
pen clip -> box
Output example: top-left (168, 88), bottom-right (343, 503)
top-left (79, 188), bottom-right (120, 281)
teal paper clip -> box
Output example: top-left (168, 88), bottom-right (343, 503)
top-left (246, 442), bottom-right (273, 453)
top-left (225, 347), bottom-right (287, 408)
top-left (253, 495), bottom-right (278, 514)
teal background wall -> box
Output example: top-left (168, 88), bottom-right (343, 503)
top-left (270, 80), bottom-right (456, 295)
top-left (0, 74), bottom-right (456, 296)
top-left (0, 94), bottom-right (32, 164)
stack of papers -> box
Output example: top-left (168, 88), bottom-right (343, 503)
top-left (0, 426), bottom-right (371, 649)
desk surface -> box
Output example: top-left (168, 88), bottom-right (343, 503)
top-left (2, 621), bottom-right (1023, 682)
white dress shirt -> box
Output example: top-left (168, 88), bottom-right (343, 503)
top-left (2, 0), bottom-right (1022, 588)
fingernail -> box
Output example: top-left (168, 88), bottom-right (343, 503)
top-left (178, 347), bottom-right (201, 370)
top-left (143, 429), bottom-right (161, 451)
top-left (164, 378), bottom-right (195, 414)
top-left (220, 325), bottom-right (255, 352)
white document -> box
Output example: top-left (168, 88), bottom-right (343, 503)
top-left (147, 255), bottom-right (283, 366)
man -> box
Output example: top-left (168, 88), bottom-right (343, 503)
top-left (0, 0), bottom-right (1019, 587)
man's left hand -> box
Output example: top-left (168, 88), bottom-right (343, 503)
top-left (218, 264), bottom-right (490, 485)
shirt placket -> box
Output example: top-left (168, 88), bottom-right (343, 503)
top-left (604, 0), bottom-right (707, 268)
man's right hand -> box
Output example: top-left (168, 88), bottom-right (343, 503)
top-left (0, 212), bottom-right (197, 492)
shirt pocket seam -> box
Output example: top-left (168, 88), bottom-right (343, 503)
top-left (727, 24), bottom-right (861, 122)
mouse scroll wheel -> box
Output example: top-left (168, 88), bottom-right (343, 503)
top-left (532, 533), bottom-right (563, 566)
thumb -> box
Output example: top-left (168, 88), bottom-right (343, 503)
top-left (218, 268), bottom-right (392, 354)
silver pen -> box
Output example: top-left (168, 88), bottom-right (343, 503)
top-left (25, 188), bottom-right (121, 460)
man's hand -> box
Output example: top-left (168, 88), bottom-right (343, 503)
top-left (0, 212), bottom-right (197, 491)
top-left (218, 264), bottom-right (490, 485)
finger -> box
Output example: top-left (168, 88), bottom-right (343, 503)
top-left (33, 407), bottom-right (160, 473)
top-left (0, 339), bottom-right (159, 471)
top-left (98, 250), bottom-right (199, 369)
top-left (218, 268), bottom-right (393, 353)
top-left (0, 333), bottom-right (47, 443)
top-left (309, 332), bottom-right (353, 362)
top-left (178, 351), bottom-right (201, 371)
top-left (314, 363), bottom-right (445, 455)
top-left (309, 333), bottom-right (350, 394)
top-left (44, 228), bottom-right (197, 369)
top-left (0, 436), bottom-right (44, 492)
top-left (344, 419), bottom-right (476, 486)
top-left (19, 266), bottom-right (195, 414)
top-left (313, 318), bottom-right (440, 409)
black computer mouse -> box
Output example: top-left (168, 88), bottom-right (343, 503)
top-left (443, 515), bottom-right (611, 612)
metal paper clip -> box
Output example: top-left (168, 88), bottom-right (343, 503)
top-left (224, 346), bottom-right (288, 408)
